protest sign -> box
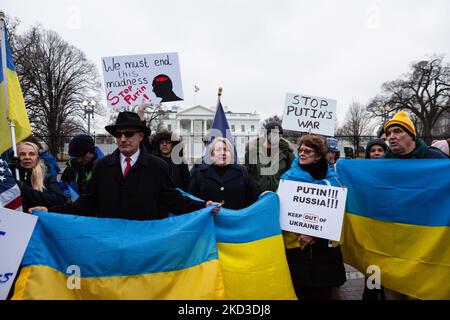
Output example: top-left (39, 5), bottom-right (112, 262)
top-left (101, 52), bottom-right (183, 108)
top-left (0, 207), bottom-right (38, 300)
top-left (278, 180), bottom-right (347, 241)
top-left (282, 93), bottom-right (337, 136)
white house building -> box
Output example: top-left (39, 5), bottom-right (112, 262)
top-left (161, 105), bottom-right (261, 161)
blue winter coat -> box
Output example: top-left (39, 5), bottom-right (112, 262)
top-left (281, 156), bottom-right (341, 187)
top-left (279, 156), bottom-right (346, 289)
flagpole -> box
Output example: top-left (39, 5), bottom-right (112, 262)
top-left (0, 11), bottom-right (17, 158)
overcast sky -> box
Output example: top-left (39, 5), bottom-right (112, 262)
top-left (3, 0), bottom-right (450, 132)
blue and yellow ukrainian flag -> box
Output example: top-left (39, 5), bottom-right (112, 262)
top-left (214, 192), bottom-right (297, 300)
top-left (13, 192), bottom-right (296, 300)
top-left (68, 185), bottom-right (79, 202)
top-left (0, 22), bottom-right (31, 154)
top-left (337, 159), bottom-right (450, 300)
top-left (13, 209), bottom-right (225, 300)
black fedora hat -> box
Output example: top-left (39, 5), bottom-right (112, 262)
top-left (105, 111), bottom-right (151, 136)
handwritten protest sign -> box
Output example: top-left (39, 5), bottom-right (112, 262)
top-left (282, 93), bottom-right (337, 136)
top-left (101, 52), bottom-right (183, 109)
top-left (278, 180), bottom-right (347, 241)
top-left (0, 208), bottom-right (38, 300)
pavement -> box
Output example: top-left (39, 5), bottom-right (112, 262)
top-left (336, 264), bottom-right (365, 300)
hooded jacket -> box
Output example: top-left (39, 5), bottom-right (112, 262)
top-left (244, 137), bottom-right (295, 194)
top-left (60, 146), bottom-right (104, 201)
top-left (365, 139), bottom-right (388, 159)
top-left (150, 131), bottom-right (190, 191)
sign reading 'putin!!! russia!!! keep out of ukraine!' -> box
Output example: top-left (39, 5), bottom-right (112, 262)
top-left (278, 180), bottom-right (347, 241)
top-left (282, 93), bottom-right (337, 137)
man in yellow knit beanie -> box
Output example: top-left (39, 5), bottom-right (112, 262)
top-left (381, 111), bottom-right (446, 300)
top-left (384, 111), bottom-right (446, 159)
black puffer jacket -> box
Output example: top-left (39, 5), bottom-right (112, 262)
top-left (16, 167), bottom-right (66, 212)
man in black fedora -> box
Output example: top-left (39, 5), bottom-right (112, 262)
top-left (30, 111), bottom-right (221, 220)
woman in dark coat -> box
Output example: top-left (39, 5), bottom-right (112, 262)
top-left (279, 135), bottom-right (346, 300)
top-left (150, 130), bottom-right (190, 191)
top-left (189, 137), bottom-right (258, 210)
top-left (9, 141), bottom-right (66, 212)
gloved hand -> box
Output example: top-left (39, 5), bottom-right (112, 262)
top-left (8, 156), bottom-right (21, 172)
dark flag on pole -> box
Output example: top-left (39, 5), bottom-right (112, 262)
top-left (207, 88), bottom-right (239, 163)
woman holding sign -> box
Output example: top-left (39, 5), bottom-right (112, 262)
top-left (280, 135), bottom-right (346, 300)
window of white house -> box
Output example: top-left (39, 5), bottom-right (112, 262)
top-left (251, 125), bottom-right (255, 132)
top-left (167, 124), bottom-right (172, 131)
top-left (231, 125), bottom-right (235, 132)
top-left (241, 125), bottom-right (245, 132)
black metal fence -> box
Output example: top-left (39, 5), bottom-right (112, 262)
top-left (30, 134), bottom-right (448, 162)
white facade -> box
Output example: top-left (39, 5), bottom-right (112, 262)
top-left (161, 105), bottom-right (261, 161)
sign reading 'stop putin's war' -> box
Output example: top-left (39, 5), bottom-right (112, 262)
top-left (101, 52), bottom-right (183, 109)
top-left (282, 93), bottom-right (337, 137)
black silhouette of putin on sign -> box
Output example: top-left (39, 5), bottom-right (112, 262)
top-left (152, 74), bottom-right (183, 103)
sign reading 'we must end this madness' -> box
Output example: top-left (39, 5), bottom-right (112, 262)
top-left (282, 93), bottom-right (337, 137)
top-left (102, 52), bottom-right (183, 109)
top-left (278, 180), bottom-right (347, 241)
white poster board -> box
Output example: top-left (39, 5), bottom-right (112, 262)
top-left (282, 93), bottom-right (337, 136)
top-left (278, 180), bottom-right (347, 241)
top-left (0, 208), bottom-right (38, 300)
top-left (101, 52), bottom-right (183, 108)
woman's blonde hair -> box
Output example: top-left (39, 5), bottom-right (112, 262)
top-left (17, 141), bottom-right (47, 192)
top-left (209, 137), bottom-right (235, 164)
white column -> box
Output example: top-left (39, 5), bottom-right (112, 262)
top-left (190, 120), bottom-right (194, 135)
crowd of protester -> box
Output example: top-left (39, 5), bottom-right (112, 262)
top-left (3, 110), bottom-right (448, 300)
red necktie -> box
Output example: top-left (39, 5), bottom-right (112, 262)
top-left (123, 157), bottom-right (131, 176)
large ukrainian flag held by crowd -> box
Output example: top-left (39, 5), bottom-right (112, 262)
top-left (13, 209), bottom-right (226, 300)
top-left (0, 20), bottom-right (31, 154)
top-left (13, 193), bottom-right (296, 300)
top-left (214, 192), bottom-right (296, 299)
top-left (337, 159), bottom-right (450, 300)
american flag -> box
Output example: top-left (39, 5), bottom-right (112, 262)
top-left (0, 158), bottom-right (22, 211)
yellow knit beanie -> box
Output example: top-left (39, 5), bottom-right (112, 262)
top-left (384, 111), bottom-right (416, 138)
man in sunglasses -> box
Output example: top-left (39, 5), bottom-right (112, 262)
top-left (30, 111), bottom-right (221, 219)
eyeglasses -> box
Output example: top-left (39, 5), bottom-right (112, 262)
top-left (298, 148), bottom-right (315, 156)
top-left (115, 131), bottom-right (139, 138)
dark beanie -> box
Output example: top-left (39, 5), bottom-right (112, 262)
top-left (69, 134), bottom-right (95, 157)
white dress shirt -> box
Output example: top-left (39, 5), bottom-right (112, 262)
top-left (120, 150), bottom-right (140, 175)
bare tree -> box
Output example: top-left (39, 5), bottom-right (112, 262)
top-left (10, 24), bottom-right (103, 156)
top-left (367, 56), bottom-right (450, 144)
top-left (337, 102), bottom-right (373, 157)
